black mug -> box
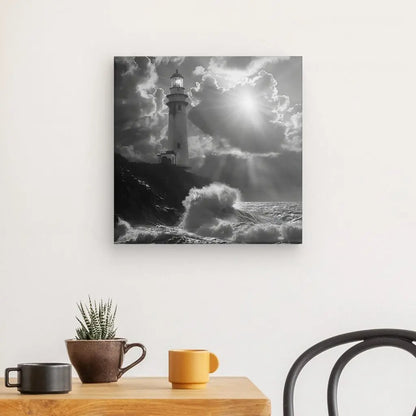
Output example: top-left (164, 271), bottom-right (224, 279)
top-left (5, 363), bottom-right (72, 394)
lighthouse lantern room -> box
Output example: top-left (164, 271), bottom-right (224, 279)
top-left (171, 70), bottom-right (184, 88)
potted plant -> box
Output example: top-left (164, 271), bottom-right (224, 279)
top-left (66, 297), bottom-right (146, 383)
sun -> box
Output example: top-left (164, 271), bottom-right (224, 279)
top-left (228, 90), bottom-right (261, 127)
top-left (240, 93), bottom-right (256, 112)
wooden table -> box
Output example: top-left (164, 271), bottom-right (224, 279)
top-left (0, 377), bottom-right (271, 416)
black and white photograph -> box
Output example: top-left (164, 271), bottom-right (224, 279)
top-left (114, 56), bottom-right (302, 243)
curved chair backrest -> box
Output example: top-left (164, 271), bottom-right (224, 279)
top-left (283, 329), bottom-right (416, 416)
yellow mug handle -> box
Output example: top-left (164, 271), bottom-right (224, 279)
top-left (209, 353), bottom-right (219, 373)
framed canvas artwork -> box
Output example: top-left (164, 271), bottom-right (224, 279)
top-left (114, 57), bottom-right (302, 244)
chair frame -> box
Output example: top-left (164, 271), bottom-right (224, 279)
top-left (283, 329), bottom-right (416, 416)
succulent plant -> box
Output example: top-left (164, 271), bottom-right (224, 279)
top-left (75, 297), bottom-right (117, 340)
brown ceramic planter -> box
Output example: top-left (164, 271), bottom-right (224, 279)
top-left (65, 338), bottom-right (146, 383)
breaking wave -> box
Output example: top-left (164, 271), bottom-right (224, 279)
top-left (116, 183), bottom-right (302, 244)
top-left (180, 183), bottom-right (240, 239)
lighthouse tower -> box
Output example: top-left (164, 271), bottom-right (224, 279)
top-left (166, 69), bottom-right (189, 167)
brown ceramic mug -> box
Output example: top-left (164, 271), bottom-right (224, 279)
top-left (65, 338), bottom-right (146, 383)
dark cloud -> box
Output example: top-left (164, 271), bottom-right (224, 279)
top-left (262, 57), bottom-right (302, 105)
top-left (154, 56), bottom-right (186, 66)
top-left (114, 57), bottom-right (167, 162)
top-left (215, 56), bottom-right (254, 69)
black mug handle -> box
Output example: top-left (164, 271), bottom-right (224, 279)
top-left (5, 367), bottom-right (21, 388)
top-left (118, 343), bottom-right (146, 379)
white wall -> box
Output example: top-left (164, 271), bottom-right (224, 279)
top-left (1, 0), bottom-right (416, 414)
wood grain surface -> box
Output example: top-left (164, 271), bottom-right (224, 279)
top-left (0, 377), bottom-right (271, 416)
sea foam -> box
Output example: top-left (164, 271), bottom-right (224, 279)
top-left (116, 183), bottom-right (302, 244)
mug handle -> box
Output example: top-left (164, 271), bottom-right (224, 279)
top-left (118, 343), bottom-right (147, 379)
top-left (209, 353), bottom-right (219, 373)
top-left (5, 367), bottom-right (21, 388)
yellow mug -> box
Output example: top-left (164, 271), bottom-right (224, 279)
top-left (169, 349), bottom-right (219, 389)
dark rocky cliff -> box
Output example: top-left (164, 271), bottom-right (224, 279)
top-left (114, 153), bottom-right (210, 229)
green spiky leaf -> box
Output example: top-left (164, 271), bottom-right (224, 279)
top-left (75, 297), bottom-right (118, 340)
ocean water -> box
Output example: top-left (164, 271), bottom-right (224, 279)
top-left (116, 201), bottom-right (302, 244)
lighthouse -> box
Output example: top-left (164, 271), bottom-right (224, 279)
top-left (165, 69), bottom-right (189, 167)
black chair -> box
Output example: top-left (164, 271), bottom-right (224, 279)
top-left (283, 329), bottom-right (416, 416)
